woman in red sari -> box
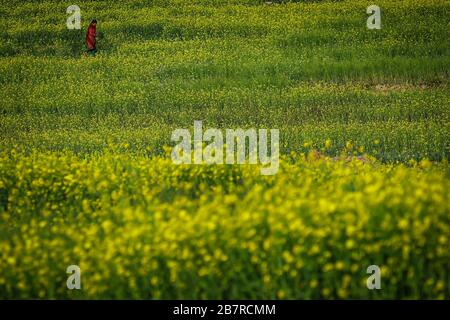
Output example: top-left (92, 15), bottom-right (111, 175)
top-left (85, 19), bottom-right (97, 57)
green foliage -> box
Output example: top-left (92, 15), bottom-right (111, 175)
top-left (0, 0), bottom-right (448, 299)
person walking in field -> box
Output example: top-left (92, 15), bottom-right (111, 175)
top-left (85, 19), bottom-right (97, 57)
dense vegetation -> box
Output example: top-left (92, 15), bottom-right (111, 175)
top-left (0, 0), bottom-right (448, 299)
top-left (1, 0), bottom-right (448, 160)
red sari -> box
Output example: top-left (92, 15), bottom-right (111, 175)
top-left (85, 23), bottom-right (96, 50)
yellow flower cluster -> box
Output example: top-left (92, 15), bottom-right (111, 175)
top-left (0, 149), bottom-right (448, 299)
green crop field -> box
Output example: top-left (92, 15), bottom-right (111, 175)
top-left (0, 0), bottom-right (449, 299)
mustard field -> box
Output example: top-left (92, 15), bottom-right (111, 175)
top-left (0, 0), bottom-right (449, 299)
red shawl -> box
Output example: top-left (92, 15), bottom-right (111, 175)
top-left (85, 24), bottom-right (96, 50)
